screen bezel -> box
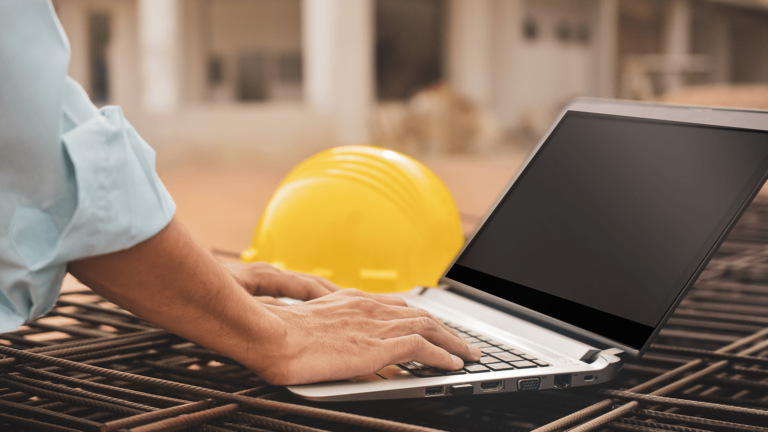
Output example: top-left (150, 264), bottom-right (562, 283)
top-left (440, 98), bottom-right (768, 360)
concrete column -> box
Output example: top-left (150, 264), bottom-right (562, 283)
top-left (180, 0), bottom-right (211, 104)
top-left (55, 0), bottom-right (90, 92)
top-left (492, 0), bottom-right (523, 129)
top-left (109, 1), bottom-right (139, 113)
top-left (447, 0), bottom-right (494, 108)
top-left (303, 0), bottom-right (374, 145)
top-left (662, 0), bottom-right (692, 92)
top-left (595, 0), bottom-right (619, 98)
top-left (710, 14), bottom-right (731, 83)
top-left (138, 0), bottom-right (180, 114)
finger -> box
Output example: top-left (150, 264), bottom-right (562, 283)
top-left (285, 275), bottom-right (334, 300)
top-left (337, 288), bottom-right (408, 307)
top-left (289, 272), bottom-right (342, 293)
top-left (254, 296), bottom-right (287, 306)
top-left (380, 334), bottom-right (464, 371)
top-left (378, 317), bottom-right (481, 361)
top-left (339, 294), bottom-right (463, 341)
top-left (256, 272), bottom-right (333, 300)
top-left (369, 304), bottom-right (462, 340)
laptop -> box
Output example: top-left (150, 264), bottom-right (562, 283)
top-left (288, 99), bottom-right (768, 401)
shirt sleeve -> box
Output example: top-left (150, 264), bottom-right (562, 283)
top-left (0, 0), bottom-right (176, 331)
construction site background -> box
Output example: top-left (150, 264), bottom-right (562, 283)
top-left (51, 0), bottom-right (768, 253)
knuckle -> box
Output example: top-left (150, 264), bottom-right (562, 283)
top-left (342, 288), bottom-right (363, 296)
top-left (414, 308), bottom-right (432, 318)
top-left (405, 334), bottom-right (428, 352)
top-left (416, 316), bottom-right (436, 334)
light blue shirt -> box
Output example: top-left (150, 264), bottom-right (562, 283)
top-left (0, 0), bottom-right (176, 331)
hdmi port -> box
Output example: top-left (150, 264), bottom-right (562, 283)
top-left (425, 386), bottom-right (444, 397)
top-left (480, 380), bottom-right (503, 392)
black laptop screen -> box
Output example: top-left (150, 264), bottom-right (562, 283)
top-left (446, 111), bottom-right (768, 350)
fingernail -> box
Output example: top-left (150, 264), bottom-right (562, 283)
top-left (452, 355), bottom-right (464, 369)
top-left (469, 344), bottom-right (482, 358)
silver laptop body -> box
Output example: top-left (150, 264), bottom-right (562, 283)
top-left (288, 99), bottom-right (768, 401)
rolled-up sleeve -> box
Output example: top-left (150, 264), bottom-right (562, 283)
top-left (0, 0), bottom-right (176, 331)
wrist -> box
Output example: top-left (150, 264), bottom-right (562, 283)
top-left (226, 299), bottom-right (289, 372)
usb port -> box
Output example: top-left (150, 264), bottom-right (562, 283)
top-left (425, 386), bottom-right (444, 397)
top-left (584, 375), bottom-right (596, 381)
top-left (480, 380), bottom-right (503, 392)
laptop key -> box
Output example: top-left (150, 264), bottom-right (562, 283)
top-left (520, 354), bottom-right (537, 360)
top-left (492, 352), bottom-right (523, 362)
top-left (480, 347), bottom-right (504, 354)
top-left (399, 362), bottom-right (427, 370)
top-left (510, 360), bottom-right (537, 369)
top-left (479, 356), bottom-right (498, 364)
top-left (411, 368), bottom-right (445, 377)
top-left (471, 342), bottom-right (492, 348)
top-left (441, 369), bottom-right (468, 375)
top-left (462, 337), bottom-right (481, 343)
top-left (464, 364), bottom-right (490, 373)
top-left (487, 362), bottom-right (514, 371)
top-left (532, 360), bottom-right (551, 367)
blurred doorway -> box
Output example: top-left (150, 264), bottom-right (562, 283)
top-left (89, 12), bottom-right (111, 104)
top-left (375, 0), bottom-right (445, 101)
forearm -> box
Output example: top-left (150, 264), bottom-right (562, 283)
top-left (68, 218), bottom-right (284, 369)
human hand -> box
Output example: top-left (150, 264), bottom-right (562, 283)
top-left (225, 262), bottom-right (340, 304)
top-left (246, 288), bottom-right (483, 385)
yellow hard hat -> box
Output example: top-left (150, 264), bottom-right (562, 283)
top-left (241, 145), bottom-right (464, 293)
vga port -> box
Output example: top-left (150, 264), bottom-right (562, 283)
top-left (517, 377), bottom-right (541, 391)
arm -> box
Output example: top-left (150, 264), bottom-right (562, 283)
top-left (68, 218), bottom-right (481, 385)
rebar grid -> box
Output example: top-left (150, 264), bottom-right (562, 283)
top-left (3, 202), bottom-right (768, 431)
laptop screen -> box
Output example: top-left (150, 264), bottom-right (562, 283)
top-left (446, 110), bottom-right (768, 350)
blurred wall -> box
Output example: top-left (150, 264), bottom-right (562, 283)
top-left (51, 0), bottom-right (768, 167)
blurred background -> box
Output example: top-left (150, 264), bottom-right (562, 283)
top-left (52, 0), bottom-right (768, 254)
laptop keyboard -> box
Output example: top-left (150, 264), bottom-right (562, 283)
top-left (398, 320), bottom-right (551, 377)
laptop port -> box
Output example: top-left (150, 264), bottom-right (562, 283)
top-left (449, 384), bottom-right (474, 396)
top-left (554, 374), bottom-right (572, 389)
top-left (584, 374), bottom-right (596, 381)
top-left (480, 380), bottom-right (503, 392)
top-left (517, 377), bottom-right (541, 391)
top-left (425, 386), bottom-right (444, 397)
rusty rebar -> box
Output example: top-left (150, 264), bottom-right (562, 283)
top-left (0, 345), bottom-right (446, 432)
top-left (530, 327), bottom-right (768, 432)
top-left (635, 408), bottom-right (768, 432)
top-left (601, 389), bottom-right (768, 420)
